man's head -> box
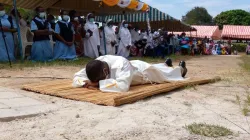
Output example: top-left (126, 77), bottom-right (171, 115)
top-left (86, 60), bottom-right (110, 83)
top-left (47, 14), bottom-right (55, 23)
top-left (122, 20), bottom-right (128, 28)
top-left (134, 25), bottom-right (139, 32)
top-left (0, 3), bottom-right (6, 17)
top-left (107, 19), bottom-right (114, 28)
top-left (60, 10), bottom-right (70, 22)
top-left (88, 13), bottom-right (95, 23)
top-left (69, 10), bottom-right (77, 21)
top-left (35, 6), bottom-right (46, 19)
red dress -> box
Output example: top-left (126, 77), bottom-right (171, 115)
top-left (71, 21), bottom-right (84, 56)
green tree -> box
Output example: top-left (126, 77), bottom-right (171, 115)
top-left (182, 7), bottom-right (213, 25)
top-left (214, 9), bottom-right (250, 29)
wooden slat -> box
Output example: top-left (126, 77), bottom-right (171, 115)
top-left (22, 77), bottom-right (221, 106)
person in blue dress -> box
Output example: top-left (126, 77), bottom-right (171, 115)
top-left (180, 33), bottom-right (190, 55)
top-left (53, 10), bottom-right (76, 60)
top-left (31, 6), bottom-right (53, 62)
top-left (0, 3), bottom-right (17, 62)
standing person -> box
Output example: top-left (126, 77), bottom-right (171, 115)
top-left (10, 8), bottom-right (27, 58)
top-left (100, 19), bottom-right (117, 55)
top-left (130, 26), bottom-right (140, 56)
top-left (31, 6), bottom-right (53, 62)
top-left (46, 14), bottom-right (56, 42)
top-left (10, 8), bottom-right (27, 27)
top-left (0, 3), bottom-right (16, 62)
top-left (83, 13), bottom-right (100, 58)
top-left (53, 10), bottom-right (76, 60)
top-left (115, 26), bottom-right (119, 54)
top-left (69, 10), bottom-right (83, 57)
top-left (117, 20), bottom-right (132, 58)
top-left (180, 33), bottom-right (190, 55)
top-left (246, 42), bottom-right (250, 55)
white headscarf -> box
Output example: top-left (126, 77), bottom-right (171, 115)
top-left (119, 20), bottom-right (126, 34)
top-left (86, 13), bottom-right (93, 23)
top-left (106, 19), bottom-right (113, 26)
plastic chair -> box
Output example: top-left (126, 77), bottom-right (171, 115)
top-left (20, 26), bottom-right (33, 59)
top-left (49, 35), bottom-right (56, 51)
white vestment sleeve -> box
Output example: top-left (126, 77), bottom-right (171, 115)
top-left (72, 68), bottom-right (89, 88)
top-left (99, 60), bottom-right (134, 93)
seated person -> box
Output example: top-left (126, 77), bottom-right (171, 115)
top-left (72, 55), bottom-right (187, 93)
top-left (246, 43), bottom-right (250, 55)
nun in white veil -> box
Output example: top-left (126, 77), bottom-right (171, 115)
top-left (117, 20), bottom-right (132, 58)
top-left (100, 19), bottom-right (117, 55)
top-left (83, 13), bottom-right (100, 58)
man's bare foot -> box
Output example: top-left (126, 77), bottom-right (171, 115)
top-left (179, 61), bottom-right (187, 78)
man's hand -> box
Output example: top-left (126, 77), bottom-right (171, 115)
top-left (83, 80), bottom-right (99, 90)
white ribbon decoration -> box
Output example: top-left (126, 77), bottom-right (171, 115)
top-left (135, 1), bottom-right (144, 11)
top-left (117, 0), bottom-right (131, 8)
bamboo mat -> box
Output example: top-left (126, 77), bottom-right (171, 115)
top-left (22, 77), bottom-right (221, 106)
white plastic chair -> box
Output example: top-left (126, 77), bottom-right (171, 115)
top-left (49, 35), bottom-right (56, 51)
top-left (20, 26), bottom-right (33, 59)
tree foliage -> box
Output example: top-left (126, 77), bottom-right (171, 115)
top-left (4, 5), bottom-right (35, 22)
top-left (214, 9), bottom-right (250, 29)
top-left (182, 7), bottom-right (213, 25)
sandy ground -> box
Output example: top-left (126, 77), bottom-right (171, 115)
top-left (1, 55), bottom-right (250, 140)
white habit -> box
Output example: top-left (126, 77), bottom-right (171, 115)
top-left (130, 29), bottom-right (140, 44)
top-left (84, 13), bottom-right (100, 58)
top-left (117, 20), bottom-right (132, 58)
top-left (100, 19), bottom-right (116, 55)
top-left (72, 55), bottom-right (184, 93)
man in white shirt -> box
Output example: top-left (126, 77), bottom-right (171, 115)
top-left (72, 55), bottom-right (187, 93)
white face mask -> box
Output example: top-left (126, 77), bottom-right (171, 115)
top-left (74, 17), bottom-right (79, 21)
top-left (0, 10), bottom-right (6, 17)
top-left (124, 24), bottom-right (128, 28)
top-left (39, 12), bottom-right (46, 19)
top-left (62, 15), bottom-right (70, 21)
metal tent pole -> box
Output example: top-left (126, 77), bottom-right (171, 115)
top-left (13, 0), bottom-right (23, 60)
top-left (101, 2), bottom-right (107, 55)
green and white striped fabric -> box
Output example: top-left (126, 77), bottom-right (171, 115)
top-left (95, 6), bottom-right (175, 23)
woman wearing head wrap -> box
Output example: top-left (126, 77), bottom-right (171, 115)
top-left (0, 3), bottom-right (16, 62)
top-left (53, 10), bottom-right (76, 60)
top-left (99, 19), bottom-right (117, 55)
top-left (30, 6), bottom-right (53, 62)
top-left (83, 13), bottom-right (100, 58)
top-left (117, 20), bottom-right (132, 58)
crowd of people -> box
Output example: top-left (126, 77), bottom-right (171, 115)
top-left (0, 4), bottom-right (237, 62)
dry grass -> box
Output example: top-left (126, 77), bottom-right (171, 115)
top-left (0, 57), bottom-right (93, 70)
top-left (186, 123), bottom-right (233, 138)
top-left (0, 55), bottom-right (199, 70)
top-left (239, 55), bottom-right (250, 71)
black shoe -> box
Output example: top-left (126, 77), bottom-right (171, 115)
top-left (165, 58), bottom-right (173, 67)
top-left (179, 61), bottom-right (187, 78)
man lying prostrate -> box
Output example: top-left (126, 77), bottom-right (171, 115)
top-left (72, 55), bottom-right (187, 93)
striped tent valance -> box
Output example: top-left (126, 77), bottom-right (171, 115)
top-left (95, 6), bottom-right (175, 23)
